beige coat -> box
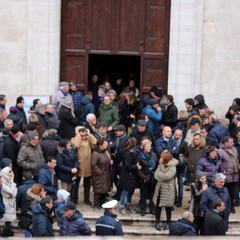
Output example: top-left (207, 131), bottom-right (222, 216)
top-left (153, 158), bottom-right (178, 207)
top-left (71, 126), bottom-right (97, 177)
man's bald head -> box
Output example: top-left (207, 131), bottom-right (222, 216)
top-left (182, 211), bottom-right (194, 222)
top-left (162, 126), bottom-right (172, 138)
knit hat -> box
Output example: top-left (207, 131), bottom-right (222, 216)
top-left (114, 124), bottom-right (126, 132)
top-left (16, 96), bottom-right (24, 104)
top-left (63, 202), bottom-right (76, 211)
top-left (189, 117), bottom-right (200, 125)
top-left (195, 170), bottom-right (206, 180)
top-left (207, 146), bottom-right (218, 155)
top-left (1, 158), bottom-right (12, 168)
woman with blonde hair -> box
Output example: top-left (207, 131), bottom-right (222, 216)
top-left (153, 151), bottom-right (178, 231)
top-left (136, 138), bottom-right (157, 216)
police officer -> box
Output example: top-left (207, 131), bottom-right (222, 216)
top-left (96, 199), bottom-right (124, 236)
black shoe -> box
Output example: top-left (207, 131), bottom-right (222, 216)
top-left (231, 208), bottom-right (236, 214)
top-left (185, 188), bottom-right (190, 191)
top-left (163, 223), bottom-right (170, 230)
top-left (150, 208), bottom-right (156, 215)
top-left (155, 222), bottom-right (161, 231)
top-left (176, 202), bottom-right (182, 207)
top-left (84, 200), bottom-right (92, 206)
top-left (140, 210), bottom-right (146, 216)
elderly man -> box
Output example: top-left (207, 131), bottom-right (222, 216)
top-left (169, 211), bottom-right (196, 236)
top-left (44, 103), bottom-right (60, 130)
top-left (184, 116), bottom-right (201, 146)
top-left (83, 113), bottom-right (97, 134)
top-left (218, 136), bottom-right (239, 213)
top-left (200, 173), bottom-right (231, 231)
top-left (35, 104), bottom-right (47, 129)
top-left (17, 131), bottom-right (44, 180)
top-left (60, 202), bottom-right (92, 236)
top-left (96, 200), bottom-right (124, 236)
top-left (98, 95), bottom-right (120, 132)
top-left (52, 81), bottom-right (73, 115)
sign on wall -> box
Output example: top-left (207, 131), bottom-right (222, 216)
top-left (22, 95), bottom-right (51, 121)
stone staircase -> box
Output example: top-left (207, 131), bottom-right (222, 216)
top-left (3, 186), bottom-right (240, 238)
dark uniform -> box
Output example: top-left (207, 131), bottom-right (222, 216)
top-left (96, 210), bottom-right (124, 236)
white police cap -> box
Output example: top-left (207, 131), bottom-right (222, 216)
top-left (101, 199), bottom-right (118, 209)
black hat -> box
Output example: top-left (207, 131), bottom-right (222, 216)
top-left (16, 96), bottom-right (24, 104)
top-left (10, 126), bottom-right (20, 134)
top-left (148, 99), bottom-right (158, 107)
top-left (114, 124), bottom-right (126, 132)
top-left (63, 202), bottom-right (76, 211)
top-left (137, 120), bottom-right (147, 126)
top-left (189, 117), bottom-right (200, 125)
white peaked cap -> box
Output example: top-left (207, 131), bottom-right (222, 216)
top-left (102, 199), bottom-right (118, 209)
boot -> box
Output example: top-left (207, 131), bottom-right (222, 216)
top-left (163, 207), bottom-right (171, 230)
top-left (155, 206), bottom-right (161, 231)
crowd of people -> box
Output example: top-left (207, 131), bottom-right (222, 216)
top-left (0, 74), bottom-right (239, 237)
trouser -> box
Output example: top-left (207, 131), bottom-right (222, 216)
top-left (139, 182), bottom-right (155, 212)
top-left (176, 171), bottom-right (184, 202)
top-left (2, 222), bottom-right (13, 237)
top-left (155, 206), bottom-right (172, 224)
top-left (120, 188), bottom-right (135, 208)
top-left (234, 181), bottom-right (240, 204)
top-left (94, 193), bottom-right (107, 208)
top-left (225, 182), bottom-right (237, 210)
top-left (71, 176), bottom-right (91, 204)
top-left (194, 216), bottom-right (204, 235)
top-left (113, 164), bottom-right (122, 197)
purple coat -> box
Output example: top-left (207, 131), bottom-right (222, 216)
top-left (197, 156), bottom-right (224, 184)
top-left (218, 143), bottom-right (239, 183)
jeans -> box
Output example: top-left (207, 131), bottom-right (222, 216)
top-left (176, 171), bottom-right (184, 202)
top-left (120, 189), bottom-right (134, 208)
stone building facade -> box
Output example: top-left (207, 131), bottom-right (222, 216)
top-left (0, 0), bottom-right (240, 117)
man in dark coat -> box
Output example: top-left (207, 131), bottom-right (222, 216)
top-left (109, 124), bottom-right (129, 200)
top-left (203, 199), bottom-right (226, 235)
top-left (69, 82), bottom-right (83, 119)
top-left (16, 172), bottom-right (36, 214)
top-left (155, 126), bottom-right (178, 158)
top-left (130, 120), bottom-right (155, 145)
top-left (162, 95), bottom-right (178, 129)
top-left (31, 195), bottom-right (54, 237)
top-left (169, 211), bottom-right (196, 236)
top-left (58, 99), bottom-right (79, 139)
top-left (80, 92), bottom-right (95, 122)
top-left (15, 96), bottom-right (27, 131)
top-left (35, 104), bottom-right (47, 129)
top-left (3, 126), bottom-right (21, 184)
top-left (208, 114), bottom-right (229, 145)
top-left (200, 173), bottom-right (231, 231)
top-left (60, 202), bottom-right (92, 236)
top-left (96, 200), bottom-right (124, 236)
top-left (38, 157), bottom-right (58, 200)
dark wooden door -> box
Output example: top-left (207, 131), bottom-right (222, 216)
top-left (60, 0), bottom-right (170, 93)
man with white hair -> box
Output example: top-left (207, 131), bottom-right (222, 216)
top-left (52, 81), bottom-right (73, 115)
top-left (200, 173), bottom-right (231, 231)
top-left (83, 113), bottom-right (97, 134)
top-left (169, 211), bottom-right (196, 236)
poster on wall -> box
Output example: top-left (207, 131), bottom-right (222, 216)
top-left (22, 95), bottom-right (51, 121)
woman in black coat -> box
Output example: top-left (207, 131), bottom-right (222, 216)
top-left (56, 139), bottom-right (79, 201)
top-left (119, 137), bottom-right (141, 215)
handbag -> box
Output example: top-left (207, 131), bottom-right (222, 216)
top-left (18, 211), bottom-right (32, 229)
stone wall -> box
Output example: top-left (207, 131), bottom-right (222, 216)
top-left (169, 0), bottom-right (240, 117)
top-left (0, 0), bottom-right (61, 109)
